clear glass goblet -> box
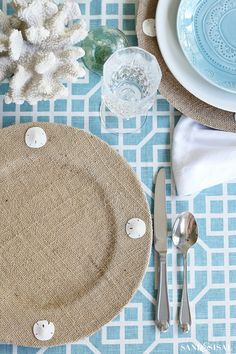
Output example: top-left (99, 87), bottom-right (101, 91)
top-left (101, 47), bottom-right (162, 133)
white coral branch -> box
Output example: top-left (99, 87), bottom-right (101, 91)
top-left (25, 26), bottom-right (50, 44)
top-left (5, 64), bottom-right (31, 104)
top-left (0, 56), bottom-right (16, 81)
top-left (57, 61), bottom-right (86, 82)
top-left (9, 30), bottom-right (23, 60)
top-left (63, 0), bottom-right (82, 21)
top-left (60, 47), bottom-right (85, 60)
top-left (35, 52), bottom-right (58, 74)
top-left (17, 0), bottom-right (58, 27)
top-left (0, 0), bottom-right (87, 104)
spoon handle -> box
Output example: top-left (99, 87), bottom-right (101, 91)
top-left (155, 253), bottom-right (170, 332)
top-left (180, 254), bottom-right (191, 332)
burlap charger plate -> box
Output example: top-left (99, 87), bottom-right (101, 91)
top-left (136, 0), bottom-right (236, 132)
top-left (0, 123), bottom-right (152, 347)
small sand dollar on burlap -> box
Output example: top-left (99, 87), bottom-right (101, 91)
top-left (142, 19), bottom-right (156, 37)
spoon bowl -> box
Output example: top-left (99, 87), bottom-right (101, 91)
top-left (172, 212), bottom-right (198, 254)
top-left (172, 211), bottom-right (198, 332)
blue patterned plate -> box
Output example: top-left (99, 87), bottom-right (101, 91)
top-left (177, 0), bottom-right (236, 93)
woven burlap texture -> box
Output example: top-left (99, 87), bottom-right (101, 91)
top-left (136, 0), bottom-right (236, 132)
top-left (0, 123), bottom-right (152, 347)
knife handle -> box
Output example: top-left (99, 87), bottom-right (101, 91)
top-left (155, 253), bottom-right (170, 332)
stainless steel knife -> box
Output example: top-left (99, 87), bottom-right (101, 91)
top-left (154, 168), bottom-right (170, 332)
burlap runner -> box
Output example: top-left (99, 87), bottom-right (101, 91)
top-left (136, 0), bottom-right (236, 132)
top-left (0, 123), bottom-right (152, 347)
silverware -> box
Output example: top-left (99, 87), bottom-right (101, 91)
top-left (172, 212), bottom-right (198, 332)
top-left (154, 168), bottom-right (170, 332)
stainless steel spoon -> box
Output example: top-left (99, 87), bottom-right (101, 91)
top-left (172, 212), bottom-right (198, 333)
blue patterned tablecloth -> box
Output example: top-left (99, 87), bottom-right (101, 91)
top-left (0, 0), bottom-right (236, 353)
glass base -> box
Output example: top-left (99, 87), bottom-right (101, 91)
top-left (99, 100), bottom-right (147, 134)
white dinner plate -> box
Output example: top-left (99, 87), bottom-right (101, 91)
top-left (156, 0), bottom-right (236, 113)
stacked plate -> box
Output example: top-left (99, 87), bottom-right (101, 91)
top-left (156, 0), bottom-right (236, 112)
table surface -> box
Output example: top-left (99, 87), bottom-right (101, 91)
top-left (0, 0), bottom-right (236, 353)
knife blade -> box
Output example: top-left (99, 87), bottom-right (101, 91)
top-left (154, 168), bottom-right (167, 253)
top-left (154, 168), bottom-right (170, 332)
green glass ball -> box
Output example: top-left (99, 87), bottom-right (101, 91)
top-left (81, 26), bottom-right (129, 76)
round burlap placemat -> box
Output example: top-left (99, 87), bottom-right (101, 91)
top-left (136, 0), bottom-right (236, 132)
top-left (0, 123), bottom-right (152, 347)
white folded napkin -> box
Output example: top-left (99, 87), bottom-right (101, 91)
top-left (172, 116), bottom-right (236, 196)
